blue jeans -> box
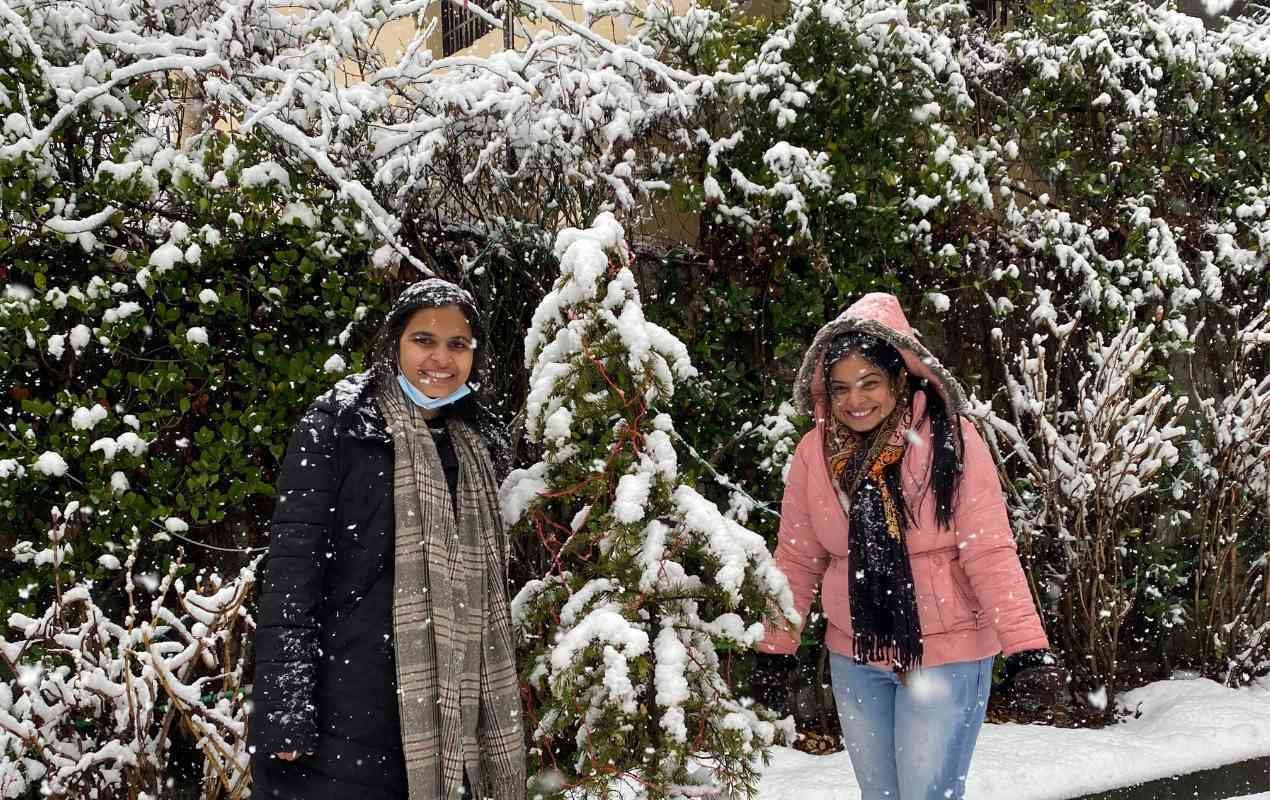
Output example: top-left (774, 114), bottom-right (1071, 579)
top-left (829, 653), bottom-right (994, 800)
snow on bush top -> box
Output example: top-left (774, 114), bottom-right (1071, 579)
top-left (523, 211), bottom-right (695, 441)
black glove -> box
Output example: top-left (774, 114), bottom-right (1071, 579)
top-left (1002, 649), bottom-right (1067, 710)
top-left (749, 652), bottom-right (797, 714)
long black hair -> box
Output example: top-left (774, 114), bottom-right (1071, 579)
top-left (370, 278), bottom-right (512, 480)
top-left (823, 331), bottom-right (963, 529)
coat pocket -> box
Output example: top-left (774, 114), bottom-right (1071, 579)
top-left (948, 558), bottom-right (987, 628)
top-left (913, 549), bottom-right (978, 634)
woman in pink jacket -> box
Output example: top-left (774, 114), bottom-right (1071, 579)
top-left (759, 293), bottom-right (1054, 800)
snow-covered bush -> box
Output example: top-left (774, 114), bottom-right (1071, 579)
top-left (0, 0), bottom-right (719, 256)
top-left (0, 0), bottom-right (396, 587)
top-left (971, 311), bottom-right (1188, 704)
top-left (959, 0), bottom-right (1270, 690)
top-left (0, 8), bottom-right (389, 786)
top-left (0, 124), bottom-right (386, 610)
top-left (683, 0), bottom-right (1002, 295)
top-left (368, 0), bottom-right (719, 242)
top-left (1184, 306), bottom-right (1270, 685)
top-left (0, 506), bottom-right (255, 798)
top-left (688, 0), bottom-right (1270, 314)
top-left (504, 214), bottom-right (797, 799)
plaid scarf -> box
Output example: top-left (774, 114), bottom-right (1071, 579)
top-left (824, 392), bottom-right (924, 672)
top-left (378, 378), bottom-right (525, 800)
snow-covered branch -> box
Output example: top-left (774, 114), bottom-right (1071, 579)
top-left (0, 509), bottom-right (255, 797)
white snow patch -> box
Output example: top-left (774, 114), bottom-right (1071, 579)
top-left (69, 324), bottom-right (92, 352)
top-left (500, 462), bottom-right (548, 526)
top-left (755, 678), bottom-right (1270, 799)
top-left (612, 472), bottom-right (652, 524)
top-left (32, 452), bottom-right (69, 477)
top-left (149, 243), bottom-right (183, 271)
top-left (102, 302), bottom-right (142, 324)
top-left (71, 405), bottom-right (108, 431)
top-left (0, 459), bottom-right (27, 479)
top-left (322, 354), bottom-right (347, 374)
top-left (281, 202), bottom-right (318, 228)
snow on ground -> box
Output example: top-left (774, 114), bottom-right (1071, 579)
top-left (757, 677), bottom-right (1270, 800)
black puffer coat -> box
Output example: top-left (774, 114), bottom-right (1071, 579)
top-left (248, 373), bottom-right (406, 799)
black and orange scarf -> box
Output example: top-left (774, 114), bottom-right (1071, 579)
top-left (824, 391), bottom-right (923, 672)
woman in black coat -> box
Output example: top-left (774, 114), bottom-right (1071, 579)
top-left (247, 279), bottom-right (521, 799)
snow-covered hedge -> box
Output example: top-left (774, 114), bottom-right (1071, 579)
top-left (647, 0), bottom-right (1270, 703)
top-left (0, 121), bottom-right (387, 599)
top-left (0, 7), bottom-right (391, 790)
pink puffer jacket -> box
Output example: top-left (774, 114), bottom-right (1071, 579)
top-left (758, 294), bottom-right (1049, 667)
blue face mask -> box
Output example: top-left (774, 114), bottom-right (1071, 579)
top-left (397, 372), bottom-right (472, 410)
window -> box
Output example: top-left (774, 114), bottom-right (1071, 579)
top-left (441, 0), bottom-right (495, 56)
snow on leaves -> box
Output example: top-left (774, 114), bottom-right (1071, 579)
top-left (690, 0), bottom-right (1270, 352)
top-left (699, 0), bottom-right (990, 240)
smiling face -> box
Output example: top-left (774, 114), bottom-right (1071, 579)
top-left (827, 354), bottom-right (903, 433)
top-left (396, 305), bottom-right (475, 399)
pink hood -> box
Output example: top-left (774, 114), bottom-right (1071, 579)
top-left (794, 292), bottom-right (968, 426)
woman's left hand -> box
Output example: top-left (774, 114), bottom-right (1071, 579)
top-left (1001, 649), bottom-right (1067, 709)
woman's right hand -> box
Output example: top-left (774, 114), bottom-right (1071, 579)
top-left (750, 652), bottom-right (798, 713)
top-left (275, 751), bottom-right (300, 761)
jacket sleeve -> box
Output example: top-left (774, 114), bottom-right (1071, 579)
top-left (954, 419), bottom-right (1050, 656)
top-left (249, 404), bottom-right (338, 755)
top-left (758, 434), bottom-right (832, 655)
